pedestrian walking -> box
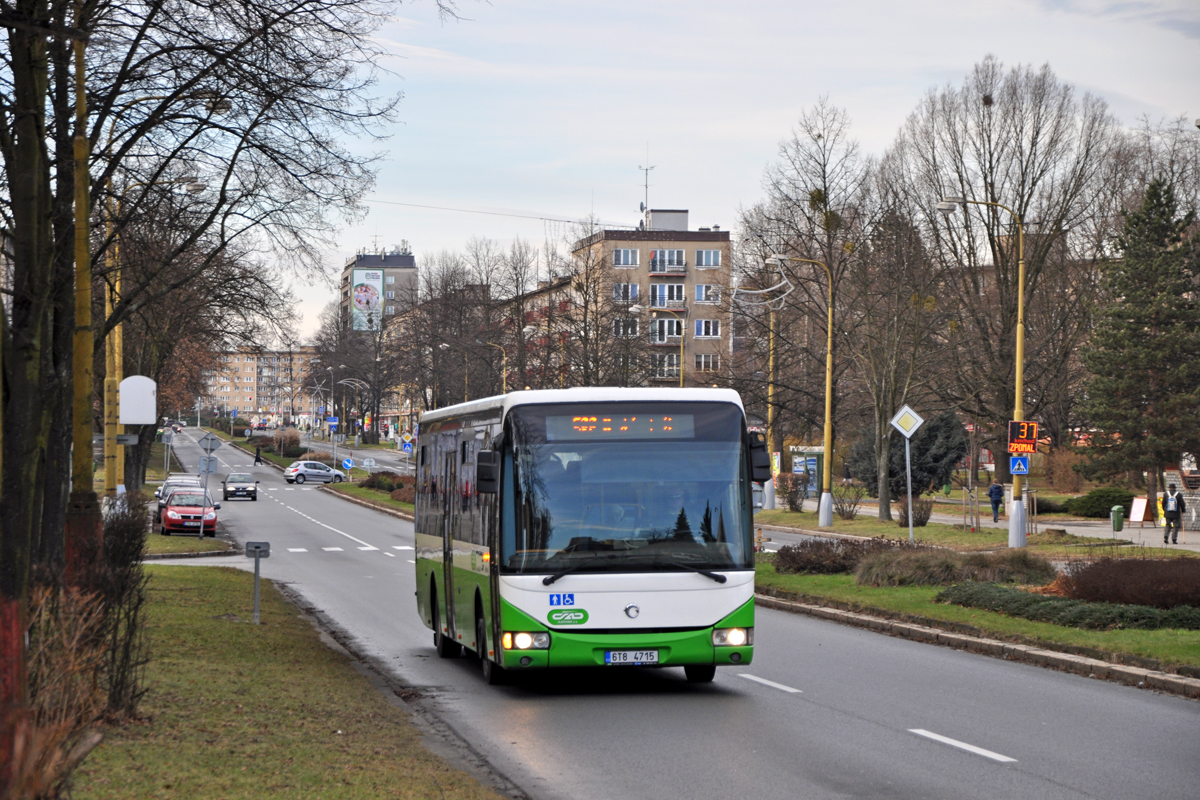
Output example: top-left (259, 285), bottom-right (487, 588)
top-left (1162, 483), bottom-right (1186, 544)
top-left (842, 463), bottom-right (852, 486)
top-left (254, 446), bottom-right (264, 466)
top-left (987, 479), bottom-right (1005, 523)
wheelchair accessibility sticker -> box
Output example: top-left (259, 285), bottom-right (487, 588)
top-left (548, 594), bottom-right (575, 606)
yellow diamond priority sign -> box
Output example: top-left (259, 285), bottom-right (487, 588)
top-left (889, 405), bottom-right (925, 439)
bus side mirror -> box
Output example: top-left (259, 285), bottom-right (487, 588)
top-left (477, 450), bottom-right (499, 494)
top-left (749, 432), bottom-right (772, 483)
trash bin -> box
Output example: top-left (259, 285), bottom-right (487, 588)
top-left (1111, 505), bottom-right (1125, 533)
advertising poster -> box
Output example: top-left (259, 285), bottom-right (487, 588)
top-left (351, 269), bottom-right (384, 330)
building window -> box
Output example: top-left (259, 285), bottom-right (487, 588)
top-left (649, 249), bottom-right (685, 272)
top-left (386, 291), bottom-right (394, 299)
top-left (694, 319), bottom-right (721, 338)
top-left (696, 250), bottom-right (721, 268)
top-left (649, 318), bottom-right (682, 343)
top-left (386, 305), bottom-right (395, 314)
top-left (651, 353), bottom-right (680, 379)
top-left (696, 284), bottom-right (720, 303)
top-left (612, 282), bottom-right (639, 302)
top-left (695, 353), bottom-right (720, 372)
top-left (649, 284), bottom-right (685, 307)
top-left (386, 275), bottom-right (395, 284)
top-left (612, 318), bottom-right (639, 337)
top-left (613, 248), bottom-right (639, 268)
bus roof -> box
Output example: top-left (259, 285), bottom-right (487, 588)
top-left (419, 387), bottom-right (745, 426)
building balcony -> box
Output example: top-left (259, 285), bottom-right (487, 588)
top-left (649, 370), bottom-right (681, 381)
top-left (648, 299), bottom-right (688, 310)
top-left (648, 335), bottom-right (682, 347)
top-left (649, 262), bottom-right (687, 276)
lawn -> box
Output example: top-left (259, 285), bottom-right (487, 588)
top-left (754, 563), bottom-right (1200, 670)
top-left (144, 534), bottom-right (231, 556)
top-left (753, 508), bottom-right (1193, 559)
top-left (327, 482), bottom-right (415, 515)
top-left (97, 441), bottom-right (180, 492)
top-left (74, 567), bottom-right (504, 800)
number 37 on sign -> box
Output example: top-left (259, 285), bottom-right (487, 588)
top-left (1007, 421), bottom-right (1039, 454)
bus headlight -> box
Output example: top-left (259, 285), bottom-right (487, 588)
top-left (713, 627), bottom-right (752, 647)
top-left (503, 632), bottom-right (551, 650)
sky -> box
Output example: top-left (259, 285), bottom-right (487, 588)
top-left (287, 0), bottom-right (1200, 337)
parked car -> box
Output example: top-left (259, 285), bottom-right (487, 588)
top-left (222, 473), bottom-right (259, 501)
top-left (159, 489), bottom-right (220, 536)
top-left (155, 475), bottom-right (203, 515)
top-left (283, 461), bottom-right (345, 484)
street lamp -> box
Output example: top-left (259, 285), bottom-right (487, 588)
top-left (628, 304), bottom-right (684, 388)
top-left (765, 255), bottom-right (836, 528)
top-left (476, 340), bottom-right (508, 394)
top-left (939, 194), bottom-right (1027, 547)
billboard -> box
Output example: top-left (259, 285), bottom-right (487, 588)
top-left (351, 269), bottom-right (384, 330)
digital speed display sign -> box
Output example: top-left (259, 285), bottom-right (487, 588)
top-left (546, 414), bottom-right (695, 441)
top-left (1007, 421), bottom-right (1039, 454)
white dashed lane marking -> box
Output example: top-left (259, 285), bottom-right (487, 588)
top-left (287, 548), bottom-right (308, 552)
top-left (739, 674), bottom-right (802, 694)
top-left (908, 730), bottom-right (1017, 763)
top-left (393, 545), bottom-right (414, 550)
top-left (322, 547), bottom-right (344, 552)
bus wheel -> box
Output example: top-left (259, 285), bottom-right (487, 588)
top-left (478, 615), bottom-right (506, 685)
top-left (432, 587), bottom-right (462, 658)
top-left (684, 665), bottom-right (716, 683)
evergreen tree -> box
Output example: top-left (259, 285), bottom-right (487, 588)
top-left (1079, 179), bottom-right (1200, 505)
top-left (847, 411), bottom-right (968, 499)
top-left (671, 508), bottom-right (694, 542)
top-left (698, 502), bottom-right (715, 543)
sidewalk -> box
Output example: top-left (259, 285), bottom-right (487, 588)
top-left (782, 496), bottom-right (1200, 553)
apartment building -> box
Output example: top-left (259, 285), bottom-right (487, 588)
top-left (205, 345), bottom-right (321, 425)
top-left (339, 242), bottom-right (418, 330)
top-left (572, 209), bottom-right (731, 382)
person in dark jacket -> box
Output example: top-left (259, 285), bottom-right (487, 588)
top-left (1162, 483), bottom-right (1187, 544)
top-left (254, 446), bottom-right (264, 466)
top-left (987, 479), bottom-right (1005, 523)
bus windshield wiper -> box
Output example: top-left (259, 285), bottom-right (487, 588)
top-left (655, 556), bottom-right (728, 584)
top-left (541, 554), bottom-right (618, 585)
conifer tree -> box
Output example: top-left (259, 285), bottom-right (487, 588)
top-left (1080, 179), bottom-right (1200, 506)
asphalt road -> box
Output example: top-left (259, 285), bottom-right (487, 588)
top-left (163, 427), bottom-right (1200, 800)
top-left (297, 433), bottom-right (415, 474)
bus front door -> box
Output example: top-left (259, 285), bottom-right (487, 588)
top-left (442, 451), bottom-right (457, 642)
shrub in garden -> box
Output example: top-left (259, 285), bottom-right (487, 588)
top-left (363, 471), bottom-right (402, 489)
top-left (1063, 487), bottom-right (1134, 518)
top-left (1034, 496), bottom-right (1068, 514)
top-left (773, 473), bottom-right (805, 512)
top-left (1059, 557), bottom-right (1200, 609)
top-left (854, 548), bottom-right (1056, 587)
top-left (375, 478), bottom-right (395, 493)
top-left (773, 537), bottom-right (929, 575)
top-left (936, 583), bottom-right (1200, 630)
top-left (893, 495), bottom-right (934, 526)
top-left (832, 484), bottom-right (866, 520)
top-left (282, 446), bottom-right (306, 458)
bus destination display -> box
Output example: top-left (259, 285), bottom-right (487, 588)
top-left (546, 414), bottom-right (695, 441)
top-left (1007, 421), bottom-right (1039, 454)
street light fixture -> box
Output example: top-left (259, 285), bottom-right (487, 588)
top-left (764, 255), bottom-right (836, 528)
top-left (938, 193), bottom-right (1028, 547)
top-left (476, 340), bottom-right (509, 394)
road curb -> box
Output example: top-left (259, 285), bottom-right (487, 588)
top-left (143, 548), bottom-right (240, 560)
top-left (318, 485), bottom-right (414, 521)
top-left (755, 592), bottom-right (1200, 700)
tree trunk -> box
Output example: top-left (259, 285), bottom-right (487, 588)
top-left (875, 417), bottom-right (892, 521)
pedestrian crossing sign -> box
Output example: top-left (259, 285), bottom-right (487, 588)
top-left (1009, 456), bottom-right (1030, 475)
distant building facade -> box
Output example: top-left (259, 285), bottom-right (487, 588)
top-left (204, 345), bottom-right (321, 426)
top-left (339, 242), bottom-right (418, 330)
top-left (572, 209), bottom-right (731, 383)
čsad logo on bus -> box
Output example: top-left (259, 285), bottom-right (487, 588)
top-left (548, 609), bottom-right (589, 625)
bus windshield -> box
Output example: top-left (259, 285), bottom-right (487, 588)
top-left (500, 402), bottom-right (753, 575)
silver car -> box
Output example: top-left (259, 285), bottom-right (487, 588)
top-left (155, 475), bottom-right (203, 516)
top-left (283, 460), bottom-right (345, 484)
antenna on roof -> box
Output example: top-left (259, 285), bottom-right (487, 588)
top-left (638, 144), bottom-right (654, 222)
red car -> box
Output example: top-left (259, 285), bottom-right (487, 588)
top-left (159, 489), bottom-right (221, 537)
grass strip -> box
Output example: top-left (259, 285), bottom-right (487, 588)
top-left (74, 566), bottom-right (504, 800)
top-left (327, 483), bottom-right (415, 515)
top-left (144, 535), bottom-right (231, 556)
top-left (936, 583), bottom-right (1200, 631)
top-left (753, 508), bottom-right (1194, 559)
top-left (755, 563), bottom-right (1200, 669)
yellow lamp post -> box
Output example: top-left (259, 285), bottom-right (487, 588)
top-left (478, 341), bottom-right (508, 394)
top-left (767, 256), bottom-right (835, 527)
top-left (938, 195), bottom-right (1027, 547)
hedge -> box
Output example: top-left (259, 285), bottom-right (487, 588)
top-left (936, 583), bottom-right (1200, 630)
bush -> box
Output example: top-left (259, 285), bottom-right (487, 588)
top-left (854, 548), bottom-right (1056, 587)
top-left (375, 478), bottom-right (395, 493)
top-left (1059, 557), bottom-right (1200, 609)
top-left (283, 446), bottom-right (306, 458)
top-left (233, 427), bottom-right (249, 438)
top-left (391, 486), bottom-right (416, 503)
top-left (936, 583), bottom-right (1200, 631)
top-left (363, 471), bottom-right (403, 489)
top-left (894, 495), bottom-right (934, 527)
top-left (1064, 487), bottom-right (1134, 518)
top-left (773, 473), bottom-right (806, 512)
top-left (1044, 448), bottom-right (1084, 493)
top-left (832, 484), bottom-right (866, 520)
top-left (1034, 495), bottom-right (1068, 514)
top-left (773, 537), bottom-right (930, 575)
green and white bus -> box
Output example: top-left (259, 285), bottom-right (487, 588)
top-left (415, 387), bottom-right (771, 684)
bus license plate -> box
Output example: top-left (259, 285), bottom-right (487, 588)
top-left (605, 650), bottom-right (658, 666)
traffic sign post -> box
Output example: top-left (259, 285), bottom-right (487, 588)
top-left (1009, 456), bottom-right (1030, 476)
top-left (244, 542), bottom-right (270, 624)
top-left (342, 458), bottom-right (354, 471)
top-left (1006, 420), bottom-right (1038, 548)
top-left (890, 405), bottom-right (926, 543)
top-left (362, 457), bottom-right (376, 474)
